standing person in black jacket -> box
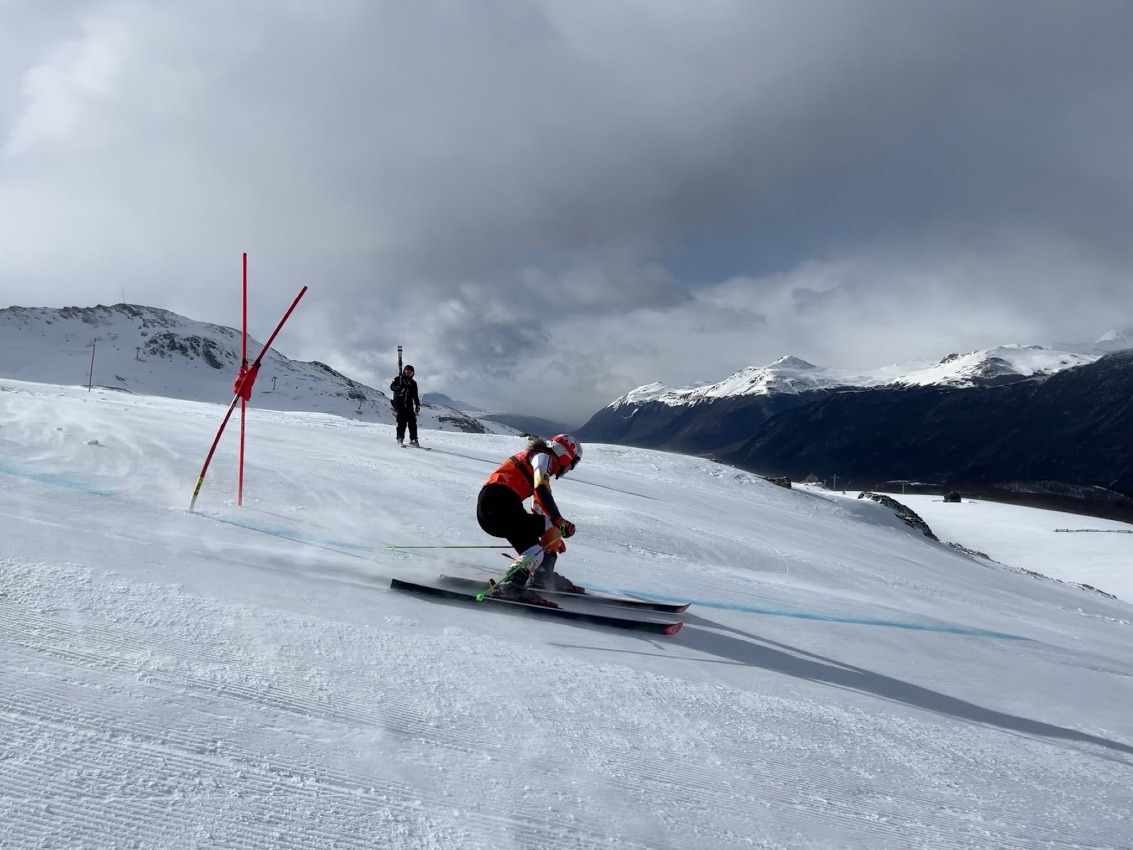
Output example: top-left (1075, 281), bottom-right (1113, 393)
top-left (390, 364), bottom-right (421, 446)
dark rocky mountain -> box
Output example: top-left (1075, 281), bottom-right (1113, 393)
top-left (576, 337), bottom-right (1133, 514)
top-left (577, 390), bottom-right (832, 455)
top-left (724, 350), bottom-right (1133, 502)
top-left (576, 344), bottom-right (1108, 457)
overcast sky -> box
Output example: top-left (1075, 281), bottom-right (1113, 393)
top-left (2, 1), bottom-right (1132, 423)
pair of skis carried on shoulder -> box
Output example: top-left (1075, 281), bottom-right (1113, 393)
top-left (388, 573), bottom-right (688, 635)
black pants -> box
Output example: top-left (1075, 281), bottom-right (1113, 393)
top-left (477, 484), bottom-right (546, 554)
top-left (395, 408), bottom-right (418, 442)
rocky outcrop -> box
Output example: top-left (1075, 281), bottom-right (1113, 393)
top-left (858, 492), bottom-right (938, 539)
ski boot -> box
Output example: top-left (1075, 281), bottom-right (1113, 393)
top-left (530, 567), bottom-right (584, 594)
top-left (489, 554), bottom-right (558, 607)
top-left (489, 578), bottom-right (558, 607)
top-left (530, 553), bottom-right (585, 594)
top-left (500, 554), bottom-right (535, 585)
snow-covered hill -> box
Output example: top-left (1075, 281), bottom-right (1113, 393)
top-left (877, 490), bottom-right (1133, 601)
top-left (0, 304), bottom-right (513, 435)
top-left (886, 345), bottom-right (1099, 388)
top-left (1, 377), bottom-right (1132, 848)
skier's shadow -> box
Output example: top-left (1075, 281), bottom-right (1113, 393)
top-left (559, 613), bottom-right (1133, 762)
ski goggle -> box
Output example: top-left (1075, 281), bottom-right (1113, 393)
top-left (549, 438), bottom-right (581, 476)
top-left (556, 455), bottom-right (580, 478)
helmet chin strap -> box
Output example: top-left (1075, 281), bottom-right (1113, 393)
top-left (549, 446), bottom-right (567, 476)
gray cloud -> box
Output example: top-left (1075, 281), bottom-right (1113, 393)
top-left (2, 0), bottom-right (1131, 422)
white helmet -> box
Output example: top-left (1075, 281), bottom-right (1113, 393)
top-left (549, 434), bottom-right (583, 475)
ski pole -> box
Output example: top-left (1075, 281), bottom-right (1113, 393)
top-left (386, 544), bottom-right (511, 550)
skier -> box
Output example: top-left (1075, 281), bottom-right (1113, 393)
top-left (477, 434), bottom-right (583, 602)
top-left (389, 364), bottom-right (421, 447)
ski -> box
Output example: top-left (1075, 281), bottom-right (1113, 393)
top-left (400, 444), bottom-right (432, 451)
top-left (437, 575), bottom-right (690, 613)
top-left (389, 578), bottom-right (684, 635)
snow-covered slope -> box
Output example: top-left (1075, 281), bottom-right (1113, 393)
top-left (0, 304), bottom-right (512, 434)
top-left (611, 333), bottom-right (1127, 409)
top-left (888, 492), bottom-right (1133, 601)
top-left (801, 485), bottom-right (1133, 601)
top-left (2, 377), bottom-right (1132, 849)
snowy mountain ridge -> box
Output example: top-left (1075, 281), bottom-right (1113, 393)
top-left (0, 303), bottom-right (513, 435)
top-left (613, 334), bottom-right (1126, 409)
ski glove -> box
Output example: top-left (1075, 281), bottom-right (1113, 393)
top-left (415, 405), bottom-right (420, 414)
top-left (556, 518), bottom-right (576, 538)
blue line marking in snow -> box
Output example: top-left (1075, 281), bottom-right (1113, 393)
top-left (204, 514), bottom-right (376, 552)
top-left (0, 462), bottom-right (117, 496)
top-left (0, 462), bottom-right (373, 553)
top-left (592, 585), bottom-right (1029, 640)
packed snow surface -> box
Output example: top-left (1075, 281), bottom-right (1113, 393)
top-left (2, 379), bottom-right (1132, 849)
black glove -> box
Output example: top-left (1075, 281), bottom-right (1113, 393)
top-left (415, 405), bottom-right (420, 414)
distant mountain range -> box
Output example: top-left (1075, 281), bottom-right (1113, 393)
top-left (730, 349), bottom-right (1133, 495)
top-left (0, 304), bottom-right (514, 436)
top-left (577, 331), bottom-right (1133, 508)
top-left (422, 392), bottom-right (577, 437)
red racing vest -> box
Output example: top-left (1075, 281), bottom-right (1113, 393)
top-left (483, 445), bottom-right (558, 499)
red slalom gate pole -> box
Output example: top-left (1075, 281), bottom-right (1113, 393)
top-left (238, 253), bottom-right (248, 506)
top-left (190, 284), bottom-right (308, 511)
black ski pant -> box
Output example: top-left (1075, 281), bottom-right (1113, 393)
top-left (476, 484), bottom-right (548, 555)
top-left (395, 408), bottom-right (418, 442)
